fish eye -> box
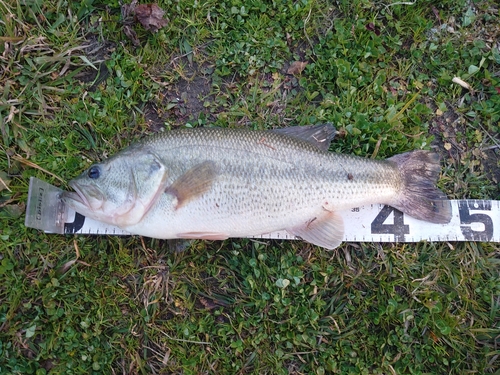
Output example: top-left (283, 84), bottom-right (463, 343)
top-left (88, 166), bottom-right (101, 179)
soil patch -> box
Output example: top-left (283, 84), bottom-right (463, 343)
top-left (150, 60), bottom-right (215, 129)
top-left (429, 103), bottom-right (500, 198)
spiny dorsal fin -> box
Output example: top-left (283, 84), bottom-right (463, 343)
top-left (271, 123), bottom-right (337, 151)
top-left (166, 161), bottom-right (218, 209)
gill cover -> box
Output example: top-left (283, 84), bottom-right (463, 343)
top-left (66, 151), bottom-right (168, 227)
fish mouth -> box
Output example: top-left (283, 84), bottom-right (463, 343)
top-left (62, 181), bottom-right (91, 209)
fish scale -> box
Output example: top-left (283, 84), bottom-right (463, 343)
top-left (62, 125), bottom-right (451, 249)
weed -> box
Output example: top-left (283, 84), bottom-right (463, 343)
top-left (0, 0), bottom-right (499, 374)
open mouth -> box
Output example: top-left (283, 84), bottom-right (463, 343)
top-left (62, 182), bottom-right (91, 209)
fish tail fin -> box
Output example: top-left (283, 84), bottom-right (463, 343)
top-left (389, 150), bottom-right (452, 224)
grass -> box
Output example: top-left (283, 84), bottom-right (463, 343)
top-left (1, 0), bottom-right (499, 373)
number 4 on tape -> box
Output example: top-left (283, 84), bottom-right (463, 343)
top-left (371, 206), bottom-right (409, 241)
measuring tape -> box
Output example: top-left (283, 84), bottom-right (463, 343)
top-left (25, 177), bottom-right (500, 244)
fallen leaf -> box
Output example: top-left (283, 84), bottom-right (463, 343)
top-left (123, 25), bottom-right (140, 46)
top-left (135, 3), bottom-right (169, 32)
top-left (287, 61), bottom-right (308, 76)
top-left (121, 0), bottom-right (138, 21)
top-left (431, 6), bottom-right (441, 23)
top-left (366, 22), bottom-right (381, 36)
top-left (199, 297), bottom-right (219, 310)
top-left (120, 1), bottom-right (168, 44)
top-left (452, 76), bottom-right (472, 91)
top-left (57, 259), bottom-right (77, 275)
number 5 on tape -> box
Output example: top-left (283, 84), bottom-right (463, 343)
top-left (458, 200), bottom-right (494, 241)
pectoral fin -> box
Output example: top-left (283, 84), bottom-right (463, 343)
top-left (166, 161), bottom-right (217, 209)
top-left (287, 210), bottom-right (344, 250)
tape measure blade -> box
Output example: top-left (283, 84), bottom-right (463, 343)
top-left (25, 177), bottom-right (65, 234)
top-left (62, 200), bottom-right (500, 243)
top-left (259, 200), bottom-right (499, 243)
top-left (64, 208), bottom-right (131, 235)
top-left (25, 177), bottom-right (498, 243)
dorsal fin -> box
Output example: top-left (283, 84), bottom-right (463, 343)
top-left (271, 123), bottom-right (337, 151)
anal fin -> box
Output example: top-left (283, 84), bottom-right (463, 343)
top-left (176, 232), bottom-right (229, 240)
top-left (287, 210), bottom-right (344, 250)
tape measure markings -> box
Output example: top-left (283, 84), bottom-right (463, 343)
top-left (25, 177), bottom-right (500, 244)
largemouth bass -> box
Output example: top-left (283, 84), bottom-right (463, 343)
top-left (62, 124), bottom-right (452, 249)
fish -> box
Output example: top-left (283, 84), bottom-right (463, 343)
top-left (62, 124), bottom-right (452, 250)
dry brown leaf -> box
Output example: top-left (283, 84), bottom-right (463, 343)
top-left (366, 22), bottom-right (381, 36)
top-left (452, 76), bottom-right (472, 91)
top-left (120, 1), bottom-right (168, 44)
top-left (135, 3), bottom-right (169, 32)
top-left (287, 61), bottom-right (308, 76)
top-left (123, 25), bottom-right (140, 47)
top-left (121, 0), bottom-right (138, 20)
top-left (199, 297), bottom-right (219, 310)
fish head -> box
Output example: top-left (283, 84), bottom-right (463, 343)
top-left (63, 151), bottom-right (168, 227)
